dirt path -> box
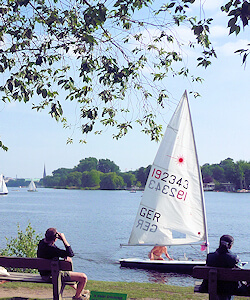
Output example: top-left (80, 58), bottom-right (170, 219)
top-left (0, 286), bottom-right (75, 299)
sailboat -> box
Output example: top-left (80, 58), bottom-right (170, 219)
top-left (0, 174), bottom-right (8, 195)
top-left (119, 91), bottom-right (209, 274)
top-left (27, 179), bottom-right (37, 192)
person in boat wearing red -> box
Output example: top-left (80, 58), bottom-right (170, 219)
top-left (148, 246), bottom-right (174, 261)
top-left (37, 228), bottom-right (89, 300)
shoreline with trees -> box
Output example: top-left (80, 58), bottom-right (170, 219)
top-left (202, 158), bottom-right (250, 192)
top-left (40, 157), bottom-right (151, 190)
top-left (6, 157), bottom-right (250, 192)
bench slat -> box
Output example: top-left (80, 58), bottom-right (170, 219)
top-left (194, 283), bottom-right (250, 297)
top-left (0, 272), bottom-right (47, 283)
top-left (0, 256), bottom-right (73, 271)
top-left (0, 272), bottom-right (75, 286)
top-left (193, 266), bottom-right (250, 298)
top-left (193, 266), bottom-right (250, 281)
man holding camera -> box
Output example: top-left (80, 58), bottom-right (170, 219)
top-left (37, 227), bottom-right (89, 300)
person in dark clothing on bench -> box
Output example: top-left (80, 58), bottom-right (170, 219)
top-left (199, 234), bottom-right (240, 300)
top-left (37, 227), bottom-right (89, 300)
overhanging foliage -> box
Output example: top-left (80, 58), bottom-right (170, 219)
top-left (2, 0), bottom-right (249, 150)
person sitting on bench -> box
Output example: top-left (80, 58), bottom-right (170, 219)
top-left (37, 227), bottom-right (89, 300)
top-left (199, 234), bottom-right (241, 300)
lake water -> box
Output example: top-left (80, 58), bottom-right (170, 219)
top-left (0, 189), bottom-right (249, 286)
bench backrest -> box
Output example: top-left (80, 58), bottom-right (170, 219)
top-left (0, 256), bottom-right (73, 271)
top-left (193, 266), bottom-right (250, 281)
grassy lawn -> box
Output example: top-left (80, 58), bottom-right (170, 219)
top-left (0, 280), bottom-right (248, 300)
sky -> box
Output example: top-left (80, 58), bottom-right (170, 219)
top-left (1, 0), bottom-right (250, 179)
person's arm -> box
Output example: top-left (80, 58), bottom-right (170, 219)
top-left (163, 247), bottom-right (173, 260)
top-left (149, 247), bottom-right (156, 260)
top-left (234, 254), bottom-right (242, 268)
top-left (58, 232), bottom-right (70, 247)
top-left (57, 232), bottom-right (74, 257)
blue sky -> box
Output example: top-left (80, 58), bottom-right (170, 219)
top-left (0, 0), bottom-right (250, 179)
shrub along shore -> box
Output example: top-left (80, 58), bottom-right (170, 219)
top-left (0, 280), bottom-right (248, 300)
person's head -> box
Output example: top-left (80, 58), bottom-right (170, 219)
top-left (218, 234), bottom-right (234, 253)
top-left (45, 227), bottom-right (58, 243)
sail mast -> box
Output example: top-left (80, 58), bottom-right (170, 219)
top-left (183, 90), bottom-right (209, 253)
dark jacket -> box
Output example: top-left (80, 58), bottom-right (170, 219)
top-left (206, 249), bottom-right (239, 268)
top-left (199, 248), bottom-right (240, 295)
top-left (37, 239), bottom-right (74, 276)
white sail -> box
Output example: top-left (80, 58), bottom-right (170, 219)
top-left (0, 174), bottom-right (8, 195)
top-left (28, 179), bottom-right (37, 192)
top-left (128, 91), bottom-right (208, 247)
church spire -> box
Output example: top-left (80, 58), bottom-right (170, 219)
top-left (43, 164), bottom-right (46, 178)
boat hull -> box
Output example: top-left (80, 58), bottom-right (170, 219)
top-left (119, 258), bottom-right (206, 274)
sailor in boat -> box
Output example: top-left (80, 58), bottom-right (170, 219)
top-left (148, 246), bottom-right (174, 261)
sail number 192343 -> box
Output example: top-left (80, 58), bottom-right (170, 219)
top-left (148, 168), bottom-right (189, 201)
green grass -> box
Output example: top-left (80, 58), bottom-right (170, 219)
top-left (0, 280), bottom-right (248, 300)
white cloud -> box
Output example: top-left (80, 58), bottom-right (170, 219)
top-left (210, 25), bottom-right (229, 39)
top-left (192, 0), bottom-right (224, 11)
top-left (216, 39), bottom-right (250, 57)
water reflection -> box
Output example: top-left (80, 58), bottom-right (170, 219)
top-left (121, 268), bottom-right (193, 285)
top-left (146, 270), bottom-right (171, 284)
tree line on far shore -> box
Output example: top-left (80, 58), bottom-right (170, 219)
top-left (201, 158), bottom-right (250, 191)
top-left (7, 157), bottom-right (250, 191)
top-left (41, 157), bottom-right (151, 190)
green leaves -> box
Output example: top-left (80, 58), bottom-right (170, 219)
top-left (221, 1), bottom-right (250, 64)
top-left (235, 46), bottom-right (250, 65)
top-left (0, 140), bottom-right (8, 151)
top-left (0, 0), bottom-right (219, 146)
top-left (223, 0), bottom-right (250, 30)
top-left (50, 101), bottom-right (63, 121)
top-left (84, 3), bottom-right (107, 30)
top-left (0, 223), bottom-right (42, 270)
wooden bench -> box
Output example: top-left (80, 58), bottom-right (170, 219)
top-left (193, 266), bottom-right (250, 299)
top-left (0, 256), bottom-right (75, 300)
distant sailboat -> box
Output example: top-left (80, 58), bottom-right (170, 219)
top-left (28, 179), bottom-right (37, 192)
top-left (0, 174), bottom-right (8, 195)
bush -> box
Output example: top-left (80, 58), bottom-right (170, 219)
top-left (0, 223), bottom-right (42, 273)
